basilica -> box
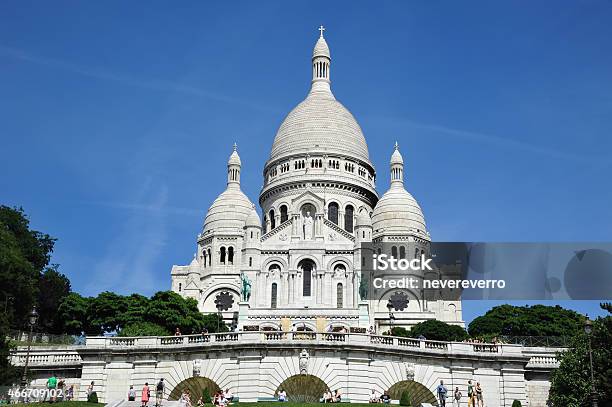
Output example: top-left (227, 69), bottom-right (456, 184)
top-left (171, 29), bottom-right (463, 332)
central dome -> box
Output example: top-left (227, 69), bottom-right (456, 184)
top-left (269, 90), bottom-right (370, 164)
top-left (268, 32), bottom-right (371, 166)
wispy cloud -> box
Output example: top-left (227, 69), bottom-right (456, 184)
top-left (374, 115), bottom-right (611, 166)
top-left (0, 44), bottom-right (279, 113)
top-left (83, 200), bottom-right (202, 217)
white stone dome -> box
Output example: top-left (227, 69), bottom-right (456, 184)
top-left (244, 206), bottom-right (261, 229)
top-left (371, 186), bottom-right (428, 237)
top-left (313, 36), bottom-right (330, 58)
top-left (269, 90), bottom-right (371, 164)
top-left (202, 187), bottom-right (253, 235)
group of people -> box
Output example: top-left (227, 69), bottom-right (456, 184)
top-left (132, 378), bottom-right (165, 407)
top-left (45, 373), bottom-right (74, 402)
top-left (320, 389), bottom-right (342, 403)
top-left (368, 390), bottom-right (392, 404)
top-left (436, 380), bottom-right (485, 407)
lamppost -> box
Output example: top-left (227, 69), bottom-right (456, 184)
top-left (584, 319), bottom-right (598, 407)
top-left (20, 306), bottom-right (39, 399)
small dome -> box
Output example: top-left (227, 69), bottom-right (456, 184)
top-left (372, 186), bottom-right (428, 238)
top-left (313, 36), bottom-right (330, 59)
top-left (390, 144), bottom-right (403, 165)
top-left (356, 209), bottom-right (372, 227)
top-left (228, 144), bottom-right (241, 165)
top-left (245, 206), bottom-right (262, 229)
top-left (202, 188), bottom-right (253, 235)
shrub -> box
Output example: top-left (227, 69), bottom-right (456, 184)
top-left (512, 400), bottom-right (522, 407)
top-left (88, 392), bottom-right (98, 403)
top-left (202, 387), bottom-right (211, 404)
top-left (400, 390), bottom-right (411, 406)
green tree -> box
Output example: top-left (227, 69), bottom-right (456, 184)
top-left (89, 291), bottom-right (129, 334)
top-left (511, 401), bottom-right (522, 407)
top-left (145, 291), bottom-right (210, 334)
top-left (468, 304), bottom-right (584, 337)
top-left (548, 304), bottom-right (611, 406)
top-left (119, 322), bottom-right (170, 337)
top-left (0, 206), bottom-right (56, 328)
top-left (400, 390), bottom-right (412, 406)
top-left (57, 293), bottom-right (94, 335)
top-left (37, 266), bottom-right (71, 333)
top-left (409, 320), bottom-right (468, 342)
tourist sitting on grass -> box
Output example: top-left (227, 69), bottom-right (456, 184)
top-left (380, 392), bottom-right (391, 404)
top-left (196, 397), bottom-right (204, 407)
top-left (369, 389), bottom-right (379, 403)
top-left (320, 390), bottom-right (331, 403)
top-left (278, 389), bottom-right (288, 402)
top-left (224, 388), bottom-right (234, 403)
top-left (334, 389), bottom-right (342, 402)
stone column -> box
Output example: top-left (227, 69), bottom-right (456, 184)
top-left (236, 353), bottom-right (262, 402)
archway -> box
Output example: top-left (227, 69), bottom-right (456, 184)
top-left (388, 380), bottom-right (438, 406)
top-left (275, 374), bottom-right (329, 403)
top-left (169, 377), bottom-right (220, 401)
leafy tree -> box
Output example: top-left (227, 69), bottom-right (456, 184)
top-left (511, 401), bottom-right (522, 407)
top-left (119, 322), bottom-right (170, 337)
top-left (468, 304), bottom-right (584, 337)
top-left (57, 293), bottom-right (94, 335)
top-left (409, 320), bottom-right (468, 342)
top-left (37, 266), bottom-right (71, 333)
top-left (89, 291), bottom-right (129, 334)
top-left (0, 314), bottom-right (20, 385)
top-left (201, 312), bottom-right (228, 333)
top-left (145, 291), bottom-right (209, 334)
top-left (0, 206), bottom-right (56, 328)
top-left (548, 304), bottom-right (611, 406)
top-left (119, 294), bottom-right (150, 327)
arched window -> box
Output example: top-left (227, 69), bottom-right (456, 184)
top-left (377, 248), bottom-right (382, 255)
top-left (262, 215), bottom-right (267, 234)
top-left (202, 251), bottom-right (207, 268)
top-left (208, 249), bottom-right (212, 266)
top-left (328, 202), bottom-right (339, 224)
top-left (269, 264), bottom-right (281, 273)
top-left (280, 205), bottom-right (288, 223)
top-left (414, 248), bottom-right (419, 259)
top-left (271, 283), bottom-right (278, 309)
top-left (344, 205), bottom-right (354, 233)
top-left (300, 260), bottom-right (314, 297)
top-left (228, 247), bottom-right (234, 264)
top-left (391, 246), bottom-right (398, 259)
top-left (269, 209), bottom-right (276, 229)
top-left (220, 247), bottom-right (226, 264)
top-left (337, 283), bottom-right (343, 308)
top-left (178, 283), bottom-right (182, 292)
top-left (400, 246), bottom-right (406, 259)
top-left (249, 257), bottom-right (252, 267)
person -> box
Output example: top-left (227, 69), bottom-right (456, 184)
top-left (155, 378), bottom-right (165, 406)
top-left (66, 385), bottom-right (74, 401)
top-left (320, 391), bottom-right (328, 403)
top-left (467, 380), bottom-right (474, 407)
top-left (47, 373), bottom-right (58, 403)
top-left (369, 389), bottom-right (379, 403)
top-left (87, 381), bottom-right (96, 403)
top-left (196, 397), bottom-right (204, 407)
top-left (278, 389), bottom-right (287, 402)
top-left (57, 378), bottom-right (65, 401)
top-left (368, 326), bottom-right (376, 335)
top-left (175, 328), bottom-right (182, 336)
top-left (475, 382), bottom-right (483, 407)
top-left (334, 389), bottom-right (342, 402)
top-left (128, 385), bottom-right (137, 401)
top-left (380, 391), bottom-right (391, 404)
top-left (141, 383), bottom-right (150, 407)
top-left (223, 388), bottom-right (233, 403)
top-left (436, 380), bottom-right (448, 407)
top-left (453, 387), bottom-right (462, 407)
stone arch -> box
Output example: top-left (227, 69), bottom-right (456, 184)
top-left (275, 374), bottom-right (330, 403)
top-left (387, 380), bottom-right (438, 406)
top-left (201, 286), bottom-right (240, 313)
top-left (325, 256), bottom-right (353, 271)
top-left (293, 254), bottom-right (321, 271)
top-left (262, 256), bottom-right (289, 271)
top-left (168, 376), bottom-right (220, 401)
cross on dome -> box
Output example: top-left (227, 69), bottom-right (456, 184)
top-left (233, 142), bottom-right (238, 152)
top-left (394, 141), bottom-right (399, 150)
top-left (318, 25), bottom-right (325, 38)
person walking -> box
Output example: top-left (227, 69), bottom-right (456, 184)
top-left (155, 379), bottom-right (165, 407)
top-left (141, 382), bottom-right (150, 407)
top-left (436, 380), bottom-right (448, 407)
top-left (467, 380), bottom-right (474, 407)
top-left (475, 382), bottom-right (483, 407)
top-left (453, 387), bottom-right (462, 407)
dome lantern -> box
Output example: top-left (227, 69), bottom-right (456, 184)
top-left (311, 25), bottom-right (331, 94)
top-left (227, 143), bottom-right (241, 188)
top-left (390, 141), bottom-right (404, 187)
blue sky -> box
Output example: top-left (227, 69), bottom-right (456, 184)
top-left (1, 1), bottom-right (611, 324)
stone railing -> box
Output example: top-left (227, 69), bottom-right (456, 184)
top-left (11, 348), bottom-right (82, 366)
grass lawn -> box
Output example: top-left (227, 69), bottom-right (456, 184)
top-left (236, 404), bottom-right (373, 407)
top-left (7, 403), bottom-right (103, 407)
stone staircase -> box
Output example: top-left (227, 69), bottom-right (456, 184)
top-left (106, 401), bottom-right (182, 407)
